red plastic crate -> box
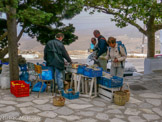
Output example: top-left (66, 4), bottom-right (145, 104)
top-left (10, 80), bottom-right (29, 97)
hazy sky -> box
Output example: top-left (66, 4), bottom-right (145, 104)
top-left (1, 5), bottom-right (161, 53)
top-left (62, 10), bottom-right (145, 52)
top-left (63, 10), bottom-right (143, 37)
top-left (2, 10), bottom-right (148, 52)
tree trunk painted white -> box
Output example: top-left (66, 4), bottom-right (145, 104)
top-left (144, 58), bottom-right (162, 74)
top-left (160, 30), bottom-right (162, 54)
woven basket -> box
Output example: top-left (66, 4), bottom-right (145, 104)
top-left (114, 91), bottom-right (127, 106)
top-left (123, 83), bottom-right (130, 102)
top-left (53, 96), bottom-right (65, 107)
top-left (124, 90), bottom-right (130, 102)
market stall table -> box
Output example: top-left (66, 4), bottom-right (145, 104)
top-left (70, 73), bottom-right (97, 99)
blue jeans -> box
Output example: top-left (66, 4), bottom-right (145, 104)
top-left (48, 66), bottom-right (64, 91)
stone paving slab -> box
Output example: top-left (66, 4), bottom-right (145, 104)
top-left (0, 72), bottom-right (162, 122)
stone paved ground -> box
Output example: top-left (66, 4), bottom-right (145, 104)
top-left (0, 71), bottom-right (162, 122)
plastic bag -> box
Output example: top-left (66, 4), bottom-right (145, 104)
top-left (32, 82), bottom-right (47, 92)
top-left (19, 64), bottom-right (28, 71)
top-left (24, 81), bottom-right (31, 87)
top-left (0, 76), bottom-right (10, 89)
top-left (1, 72), bottom-right (10, 77)
top-left (87, 54), bottom-right (94, 66)
top-left (20, 71), bottom-right (29, 82)
top-left (19, 71), bottom-right (31, 86)
top-left (2, 64), bottom-right (9, 73)
top-left (41, 70), bottom-right (53, 80)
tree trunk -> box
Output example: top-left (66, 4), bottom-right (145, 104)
top-left (146, 16), bottom-right (155, 58)
top-left (6, 5), bottom-right (19, 81)
top-left (147, 30), bottom-right (155, 58)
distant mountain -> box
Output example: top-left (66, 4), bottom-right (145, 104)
top-left (19, 31), bottom-right (160, 55)
top-left (19, 36), bottom-right (44, 53)
top-left (19, 11), bottom-right (161, 54)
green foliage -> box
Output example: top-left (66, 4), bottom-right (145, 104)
top-left (25, 24), bottom-right (77, 45)
top-left (0, 0), bottom-right (6, 11)
top-left (0, 0), bottom-right (84, 49)
top-left (0, 18), bottom-right (7, 49)
top-left (17, 0), bottom-right (83, 45)
top-left (84, 0), bottom-right (162, 28)
top-left (84, 0), bottom-right (162, 57)
top-left (18, 7), bottom-right (53, 25)
top-left (0, 0), bottom-right (18, 12)
top-left (12, 0), bottom-right (19, 8)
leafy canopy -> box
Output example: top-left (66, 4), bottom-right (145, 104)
top-left (84, 0), bottom-right (162, 30)
top-left (0, 0), bottom-right (83, 49)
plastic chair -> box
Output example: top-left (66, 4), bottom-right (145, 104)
top-left (27, 62), bottom-right (37, 76)
top-left (34, 64), bottom-right (55, 98)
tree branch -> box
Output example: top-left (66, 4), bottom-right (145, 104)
top-left (155, 24), bottom-right (162, 31)
top-left (125, 19), bottom-right (147, 35)
top-left (34, 23), bottom-right (54, 31)
top-left (90, 6), bottom-right (118, 15)
top-left (0, 47), bottom-right (8, 59)
top-left (89, 6), bottom-right (147, 35)
top-left (0, 31), bottom-right (8, 42)
top-left (17, 27), bottom-right (25, 42)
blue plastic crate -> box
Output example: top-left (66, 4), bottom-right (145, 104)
top-left (32, 82), bottom-right (47, 92)
top-left (101, 76), bottom-right (123, 88)
top-left (77, 65), bottom-right (86, 74)
top-left (97, 77), bottom-right (103, 84)
top-left (41, 70), bottom-right (53, 80)
top-left (62, 89), bottom-right (79, 100)
top-left (83, 67), bottom-right (102, 77)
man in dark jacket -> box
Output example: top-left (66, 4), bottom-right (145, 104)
top-left (93, 30), bottom-right (108, 70)
top-left (93, 30), bottom-right (108, 59)
top-left (44, 33), bottom-right (72, 92)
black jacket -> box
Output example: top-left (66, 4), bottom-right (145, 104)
top-left (96, 35), bottom-right (108, 58)
top-left (44, 39), bottom-right (71, 70)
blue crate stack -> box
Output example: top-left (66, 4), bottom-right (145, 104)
top-left (77, 65), bottom-right (86, 74)
top-left (83, 67), bottom-right (102, 77)
top-left (98, 76), bottom-right (123, 88)
top-left (62, 89), bottom-right (79, 100)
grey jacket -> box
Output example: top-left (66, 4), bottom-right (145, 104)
top-left (44, 39), bottom-right (72, 70)
top-left (106, 43), bottom-right (127, 67)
